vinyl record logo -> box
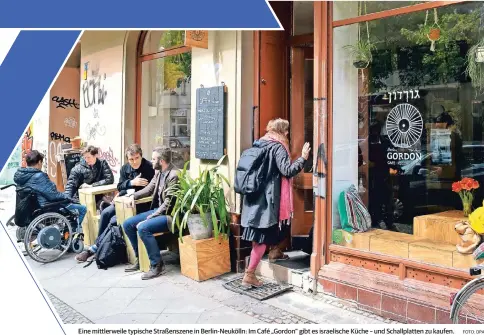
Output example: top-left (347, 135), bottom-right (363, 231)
top-left (386, 103), bottom-right (423, 149)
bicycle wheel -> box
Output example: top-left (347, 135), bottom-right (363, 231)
top-left (451, 277), bottom-right (484, 324)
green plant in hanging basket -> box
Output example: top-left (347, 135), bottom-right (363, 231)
top-left (343, 39), bottom-right (375, 69)
top-left (168, 155), bottom-right (231, 242)
top-left (466, 37), bottom-right (484, 95)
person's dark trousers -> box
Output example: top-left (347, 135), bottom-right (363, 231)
top-left (98, 204), bottom-right (117, 237)
top-left (122, 209), bottom-right (170, 266)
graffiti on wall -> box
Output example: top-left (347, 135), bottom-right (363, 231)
top-left (52, 96), bottom-right (80, 109)
top-left (50, 132), bottom-right (71, 143)
top-left (64, 117), bottom-right (77, 129)
top-left (21, 124), bottom-right (34, 168)
top-left (82, 59), bottom-right (121, 179)
top-left (49, 141), bottom-right (62, 178)
top-left (85, 122), bottom-right (106, 141)
top-left (98, 146), bottom-right (120, 174)
top-left (82, 63), bottom-right (108, 109)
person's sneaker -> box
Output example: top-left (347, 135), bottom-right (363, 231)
top-left (75, 250), bottom-right (94, 263)
top-left (141, 261), bottom-right (165, 280)
top-left (125, 260), bottom-right (140, 272)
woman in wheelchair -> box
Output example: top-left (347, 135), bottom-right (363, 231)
top-left (13, 150), bottom-right (88, 263)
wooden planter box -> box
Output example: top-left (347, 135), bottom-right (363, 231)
top-left (179, 234), bottom-right (230, 281)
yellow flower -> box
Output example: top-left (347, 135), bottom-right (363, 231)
top-left (469, 201), bottom-right (484, 235)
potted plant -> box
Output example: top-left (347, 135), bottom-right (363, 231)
top-left (467, 37), bottom-right (484, 94)
top-left (343, 39), bottom-right (375, 69)
top-left (169, 155), bottom-right (230, 241)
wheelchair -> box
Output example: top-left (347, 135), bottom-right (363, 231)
top-left (1, 184), bottom-right (85, 263)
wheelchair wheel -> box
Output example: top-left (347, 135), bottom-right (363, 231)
top-left (71, 234), bottom-right (84, 254)
top-left (16, 226), bottom-right (26, 242)
top-left (24, 212), bottom-right (73, 264)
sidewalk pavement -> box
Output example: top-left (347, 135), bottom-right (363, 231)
top-left (1, 207), bottom-right (397, 325)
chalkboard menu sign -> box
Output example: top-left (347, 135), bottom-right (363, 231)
top-left (57, 150), bottom-right (82, 187)
top-left (195, 85), bottom-right (226, 160)
top-left (65, 152), bottom-right (82, 178)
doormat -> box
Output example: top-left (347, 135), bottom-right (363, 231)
top-left (223, 276), bottom-right (292, 301)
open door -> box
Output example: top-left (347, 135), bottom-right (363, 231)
top-left (253, 1), bottom-right (291, 139)
top-left (290, 47), bottom-right (314, 240)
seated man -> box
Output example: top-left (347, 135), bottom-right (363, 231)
top-left (122, 146), bottom-right (179, 280)
top-left (64, 145), bottom-right (114, 204)
top-left (75, 143), bottom-right (155, 262)
top-left (14, 150), bottom-right (87, 228)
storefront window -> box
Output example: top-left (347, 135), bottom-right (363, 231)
top-left (142, 30), bottom-right (186, 54)
top-left (140, 51), bottom-right (192, 169)
top-left (331, 2), bottom-right (484, 268)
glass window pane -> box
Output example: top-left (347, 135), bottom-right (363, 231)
top-left (142, 30), bottom-right (186, 54)
top-left (334, 1), bottom-right (427, 21)
top-left (331, 2), bottom-right (484, 268)
top-left (293, 1), bottom-right (314, 35)
top-left (140, 51), bottom-right (192, 169)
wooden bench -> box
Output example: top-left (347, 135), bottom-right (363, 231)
top-left (113, 196), bottom-right (178, 271)
top-left (78, 184), bottom-right (117, 246)
top-left (113, 196), bottom-right (153, 265)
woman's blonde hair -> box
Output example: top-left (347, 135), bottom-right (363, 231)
top-left (266, 118), bottom-right (290, 135)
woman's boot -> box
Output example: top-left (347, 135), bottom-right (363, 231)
top-left (268, 246), bottom-right (289, 262)
top-left (242, 269), bottom-right (263, 287)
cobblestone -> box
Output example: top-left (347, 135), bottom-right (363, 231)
top-left (45, 291), bottom-right (93, 324)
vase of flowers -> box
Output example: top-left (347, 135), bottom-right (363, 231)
top-left (452, 178), bottom-right (480, 216)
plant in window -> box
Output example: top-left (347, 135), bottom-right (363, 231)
top-left (343, 39), bottom-right (375, 69)
top-left (467, 37), bottom-right (484, 95)
top-left (343, 2), bottom-right (375, 70)
top-left (168, 155), bottom-right (230, 242)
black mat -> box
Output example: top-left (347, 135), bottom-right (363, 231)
top-left (223, 276), bottom-right (292, 301)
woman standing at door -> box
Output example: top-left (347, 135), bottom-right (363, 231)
top-left (241, 118), bottom-right (311, 287)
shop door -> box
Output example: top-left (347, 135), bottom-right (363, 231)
top-left (290, 47), bottom-right (314, 239)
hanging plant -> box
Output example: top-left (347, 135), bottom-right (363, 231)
top-left (425, 8), bottom-right (441, 52)
top-left (343, 39), bottom-right (374, 69)
top-left (343, 1), bottom-right (375, 70)
top-left (467, 37), bottom-right (484, 95)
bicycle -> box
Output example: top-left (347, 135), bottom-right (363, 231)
top-left (450, 264), bottom-right (484, 323)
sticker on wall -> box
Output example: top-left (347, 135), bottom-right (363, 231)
top-left (386, 103), bottom-right (423, 149)
top-left (83, 62), bottom-right (89, 80)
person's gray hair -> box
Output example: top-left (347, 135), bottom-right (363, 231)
top-left (153, 146), bottom-right (172, 164)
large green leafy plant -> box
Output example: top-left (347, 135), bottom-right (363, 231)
top-left (169, 156), bottom-right (230, 240)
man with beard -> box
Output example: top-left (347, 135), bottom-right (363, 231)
top-left (122, 146), bottom-right (179, 280)
top-left (75, 144), bottom-right (155, 262)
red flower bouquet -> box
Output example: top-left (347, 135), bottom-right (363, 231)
top-left (452, 178), bottom-right (480, 216)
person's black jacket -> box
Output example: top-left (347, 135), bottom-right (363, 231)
top-left (64, 158), bottom-right (114, 203)
top-left (117, 158), bottom-right (155, 196)
top-left (241, 140), bottom-right (306, 229)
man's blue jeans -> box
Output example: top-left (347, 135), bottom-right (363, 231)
top-left (90, 204), bottom-right (117, 252)
top-left (122, 209), bottom-right (170, 267)
top-left (66, 203), bottom-right (87, 230)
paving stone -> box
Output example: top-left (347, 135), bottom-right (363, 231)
top-left (96, 313), bottom-right (159, 324)
top-left (155, 313), bottom-right (201, 324)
